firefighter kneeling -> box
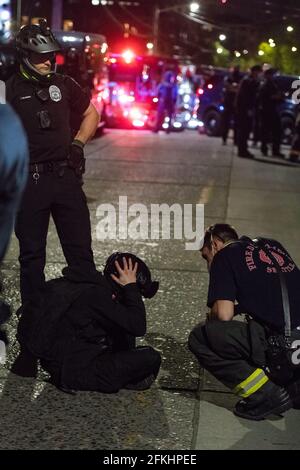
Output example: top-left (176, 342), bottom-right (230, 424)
top-left (14, 253), bottom-right (161, 393)
top-left (189, 224), bottom-right (300, 421)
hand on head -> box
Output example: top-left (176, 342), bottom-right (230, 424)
top-left (111, 257), bottom-right (138, 286)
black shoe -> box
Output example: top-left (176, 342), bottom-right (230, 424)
top-left (238, 151), bottom-right (254, 159)
top-left (234, 382), bottom-right (292, 421)
top-left (124, 374), bottom-right (156, 391)
top-left (261, 148), bottom-right (269, 157)
top-left (290, 155), bottom-right (298, 163)
top-left (11, 347), bottom-right (38, 378)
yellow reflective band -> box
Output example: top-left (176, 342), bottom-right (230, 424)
top-left (233, 368), bottom-right (269, 398)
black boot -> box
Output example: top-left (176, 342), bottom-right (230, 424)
top-left (124, 373), bottom-right (156, 391)
top-left (233, 381), bottom-right (292, 421)
top-left (11, 345), bottom-right (38, 378)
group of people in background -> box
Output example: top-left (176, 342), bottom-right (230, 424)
top-left (221, 64), bottom-right (300, 161)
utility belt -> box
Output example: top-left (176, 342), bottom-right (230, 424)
top-left (264, 326), bottom-right (300, 383)
top-left (29, 160), bottom-right (69, 174)
top-left (29, 159), bottom-right (84, 183)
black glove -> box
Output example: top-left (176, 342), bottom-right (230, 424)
top-left (68, 140), bottom-right (86, 176)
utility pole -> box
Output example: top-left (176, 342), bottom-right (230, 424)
top-left (16, 0), bottom-right (22, 28)
top-left (51, 0), bottom-right (63, 30)
top-left (153, 5), bottom-right (160, 55)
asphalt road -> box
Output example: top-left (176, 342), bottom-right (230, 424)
top-left (1, 129), bottom-right (300, 450)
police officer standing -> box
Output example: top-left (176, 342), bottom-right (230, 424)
top-left (258, 68), bottom-right (284, 158)
top-left (189, 224), bottom-right (300, 420)
top-left (153, 71), bottom-right (178, 133)
top-left (236, 65), bottom-right (262, 158)
top-left (6, 20), bottom-right (99, 305)
top-left (221, 65), bottom-right (242, 146)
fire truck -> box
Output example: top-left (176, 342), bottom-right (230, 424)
top-left (103, 50), bottom-right (180, 129)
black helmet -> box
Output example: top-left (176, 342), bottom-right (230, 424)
top-left (104, 252), bottom-right (159, 299)
top-left (16, 19), bottom-right (61, 83)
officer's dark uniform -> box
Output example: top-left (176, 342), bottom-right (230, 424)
top-left (290, 106), bottom-right (300, 162)
top-left (221, 70), bottom-right (242, 145)
top-left (189, 237), bottom-right (300, 416)
top-left (6, 25), bottom-right (95, 303)
top-left (236, 75), bottom-right (260, 157)
top-left (258, 77), bottom-right (283, 156)
top-left (16, 264), bottom-right (161, 393)
top-left (154, 71), bottom-right (178, 133)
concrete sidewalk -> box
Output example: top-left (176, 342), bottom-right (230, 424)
top-left (194, 147), bottom-right (300, 450)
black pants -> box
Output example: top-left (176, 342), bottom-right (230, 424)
top-left (15, 167), bottom-right (95, 303)
top-left (154, 103), bottom-right (174, 132)
top-left (261, 111), bottom-right (281, 154)
top-left (221, 105), bottom-right (236, 144)
top-left (189, 320), bottom-right (300, 396)
top-left (237, 113), bottom-right (253, 155)
top-left (65, 346), bottom-right (162, 393)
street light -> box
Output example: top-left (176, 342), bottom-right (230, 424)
top-left (153, 2), bottom-right (200, 54)
top-left (287, 25), bottom-right (294, 32)
top-left (219, 34), bottom-right (226, 41)
top-left (190, 3), bottom-right (200, 13)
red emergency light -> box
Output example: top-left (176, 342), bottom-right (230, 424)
top-left (122, 50), bottom-right (135, 64)
top-left (55, 54), bottom-right (65, 66)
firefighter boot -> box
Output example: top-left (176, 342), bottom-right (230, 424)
top-left (234, 380), bottom-right (292, 421)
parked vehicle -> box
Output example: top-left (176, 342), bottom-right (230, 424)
top-left (195, 68), bottom-right (299, 144)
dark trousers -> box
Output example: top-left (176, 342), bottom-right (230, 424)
top-left (189, 320), bottom-right (300, 393)
top-left (189, 320), bottom-right (265, 390)
top-left (221, 105), bottom-right (237, 144)
top-left (66, 346), bottom-right (162, 393)
top-left (15, 167), bottom-right (95, 303)
top-left (261, 111), bottom-right (281, 154)
top-left (154, 103), bottom-right (174, 132)
top-left (237, 113), bottom-right (252, 155)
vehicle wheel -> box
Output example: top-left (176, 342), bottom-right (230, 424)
top-left (281, 115), bottom-right (295, 145)
top-left (204, 109), bottom-right (222, 137)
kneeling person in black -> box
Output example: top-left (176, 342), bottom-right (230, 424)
top-left (15, 253), bottom-right (161, 393)
top-left (189, 224), bottom-right (300, 420)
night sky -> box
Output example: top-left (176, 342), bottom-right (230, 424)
top-left (10, 0), bottom-right (300, 60)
